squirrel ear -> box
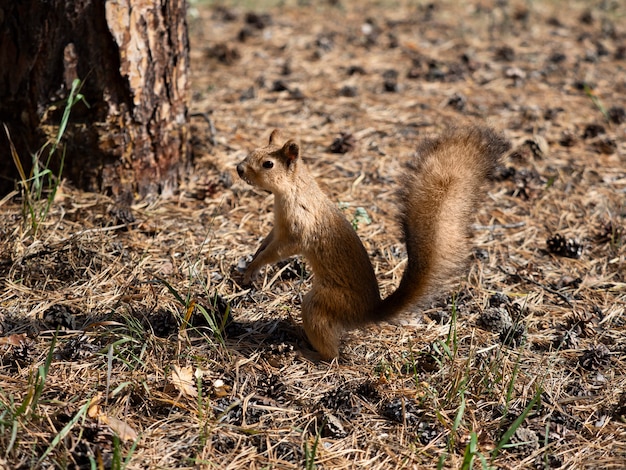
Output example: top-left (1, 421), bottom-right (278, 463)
top-left (269, 129), bottom-right (282, 146)
top-left (282, 140), bottom-right (300, 163)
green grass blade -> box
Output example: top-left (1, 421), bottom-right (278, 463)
top-left (453, 390), bottom-right (466, 433)
top-left (6, 420), bottom-right (18, 456)
top-left (18, 333), bottom-right (57, 416)
top-left (460, 431), bottom-right (478, 470)
top-left (151, 277), bottom-right (187, 307)
top-left (493, 387), bottom-right (542, 458)
top-left (504, 351), bottom-right (522, 415)
top-left (305, 431), bottom-right (321, 470)
top-left (4, 124), bottom-right (28, 185)
top-left (37, 398), bottom-right (90, 465)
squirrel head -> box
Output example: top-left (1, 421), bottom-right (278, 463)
top-left (237, 129), bottom-right (301, 194)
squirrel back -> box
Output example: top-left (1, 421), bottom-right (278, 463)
top-left (377, 126), bottom-right (510, 320)
top-left (237, 127), bottom-right (510, 359)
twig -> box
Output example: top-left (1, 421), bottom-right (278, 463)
top-left (472, 221), bottom-right (526, 231)
top-left (500, 267), bottom-right (574, 307)
top-left (8, 224), bottom-right (135, 266)
top-left (0, 190), bottom-right (18, 208)
top-left (191, 111), bottom-right (217, 146)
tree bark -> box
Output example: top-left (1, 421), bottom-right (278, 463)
top-left (0, 0), bottom-right (190, 198)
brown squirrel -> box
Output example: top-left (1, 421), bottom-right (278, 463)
top-left (237, 127), bottom-right (510, 360)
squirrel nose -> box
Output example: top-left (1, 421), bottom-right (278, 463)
top-left (236, 163), bottom-right (244, 178)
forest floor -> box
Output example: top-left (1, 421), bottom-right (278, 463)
top-left (1, 0), bottom-right (626, 468)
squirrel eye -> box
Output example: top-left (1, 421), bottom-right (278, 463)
top-left (262, 160), bottom-right (274, 169)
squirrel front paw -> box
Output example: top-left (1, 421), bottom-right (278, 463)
top-left (243, 266), bottom-right (260, 285)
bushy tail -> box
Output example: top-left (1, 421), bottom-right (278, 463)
top-left (376, 126), bottom-right (510, 320)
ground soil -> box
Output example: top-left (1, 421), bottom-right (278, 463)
top-left (1, 1), bottom-right (625, 468)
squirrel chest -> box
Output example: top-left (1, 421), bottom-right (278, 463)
top-left (275, 185), bottom-right (378, 293)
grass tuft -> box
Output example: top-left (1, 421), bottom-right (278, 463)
top-left (5, 78), bottom-right (88, 236)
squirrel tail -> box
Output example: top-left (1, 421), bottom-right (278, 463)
top-left (377, 126), bottom-right (510, 320)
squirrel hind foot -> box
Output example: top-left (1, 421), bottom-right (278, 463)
top-left (301, 296), bottom-right (342, 360)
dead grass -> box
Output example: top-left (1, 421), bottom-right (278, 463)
top-left (1, 0), bottom-right (626, 468)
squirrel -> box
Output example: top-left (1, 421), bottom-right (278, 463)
top-left (236, 127), bottom-right (510, 360)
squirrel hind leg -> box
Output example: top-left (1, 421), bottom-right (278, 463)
top-left (301, 293), bottom-right (342, 360)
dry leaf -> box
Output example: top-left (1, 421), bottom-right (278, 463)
top-left (87, 393), bottom-right (103, 419)
top-left (0, 334), bottom-right (27, 347)
top-left (100, 415), bottom-right (138, 442)
top-left (213, 379), bottom-right (230, 398)
top-left (170, 365), bottom-right (198, 398)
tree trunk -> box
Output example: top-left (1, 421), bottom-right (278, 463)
top-left (0, 0), bottom-right (190, 198)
